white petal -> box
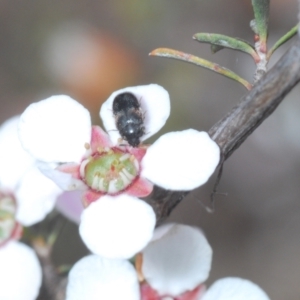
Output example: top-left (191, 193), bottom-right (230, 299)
top-left (79, 195), bottom-right (156, 259)
top-left (141, 129), bottom-right (220, 190)
top-left (142, 223), bottom-right (212, 296)
top-left (0, 116), bottom-right (35, 190)
top-left (55, 191), bottom-right (84, 224)
top-left (0, 241), bottom-right (42, 300)
top-left (15, 166), bottom-right (62, 226)
top-left (66, 255), bottom-right (140, 300)
top-left (19, 95), bottom-right (91, 163)
top-left (202, 278), bottom-right (270, 300)
top-left (100, 84), bottom-right (170, 145)
top-left (38, 162), bottom-right (87, 191)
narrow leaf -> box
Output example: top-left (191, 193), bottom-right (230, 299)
top-left (251, 0), bottom-right (270, 44)
top-left (193, 33), bottom-right (260, 62)
top-left (149, 48), bottom-right (252, 90)
top-left (267, 25), bottom-right (298, 59)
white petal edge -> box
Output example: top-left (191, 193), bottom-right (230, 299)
top-left (141, 129), bottom-right (220, 190)
top-left (100, 84), bottom-right (170, 145)
top-left (38, 162), bottom-right (88, 191)
top-left (142, 223), bottom-right (212, 296)
top-left (15, 166), bottom-right (62, 226)
top-left (55, 191), bottom-right (84, 224)
top-left (79, 195), bottom-right (156, 259)
top-left (201, 278), bottom-right (270, 300)
top-left (66, 255), bottom-right (140, 300)
top-left (0, 116), bottom-right (35, 190)
top-left (0, 241), bottom-right (42, 300)
top-left (19, 95), bottom-right (91, 163)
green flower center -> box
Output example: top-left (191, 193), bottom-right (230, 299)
top-left (82, 149), bottom-right (139, 194)
top-left (0, 193), bottom-right (17, 244)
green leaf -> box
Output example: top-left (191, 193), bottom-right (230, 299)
top-left (267, 25), bottom-right (298, 59)
top-left (251, 0), bottom-right (270, 44)
top-left (149, 48), bottom-right (252, 90)
top-left (193, 33), bottom-right (260, 62)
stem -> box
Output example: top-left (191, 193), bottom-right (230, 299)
top-left (146, 38), bottom-right (300, 224)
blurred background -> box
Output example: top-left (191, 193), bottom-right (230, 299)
top-left (0, 0), bottom-right (299, 299)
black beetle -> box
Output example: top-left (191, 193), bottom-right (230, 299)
top-left (112, 92), bottom-right (145, 147)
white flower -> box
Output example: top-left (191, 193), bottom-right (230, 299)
top-left (139, 223), bottom-right (270, 300)
top-left (79, 194), bottom-right (156, 259)
top-left (66, 255), bottom-right (140, 300)
top-left (201, 277), bottom-right (270, 300)
top-left (0, 241), bottom-right (42, 300)
top-left (0, 116), bottom-right (61, 226)
top-left (141, 223), bottom-right (212, 296)
top-left (18, 84), bottom-right (220, 259)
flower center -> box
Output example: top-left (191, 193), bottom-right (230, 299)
top-left (82, 148), bottom-right (139, 194)
top-left (0, 192), bottom-right (17, 245)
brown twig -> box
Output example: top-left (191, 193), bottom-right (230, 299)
top-left (32, 238), bottom-right (67, 300)
top-left (145, 38), bottom-right (300, 224)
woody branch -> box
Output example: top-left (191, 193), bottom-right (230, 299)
top-left (146, 37), bottom-right (300, 225)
